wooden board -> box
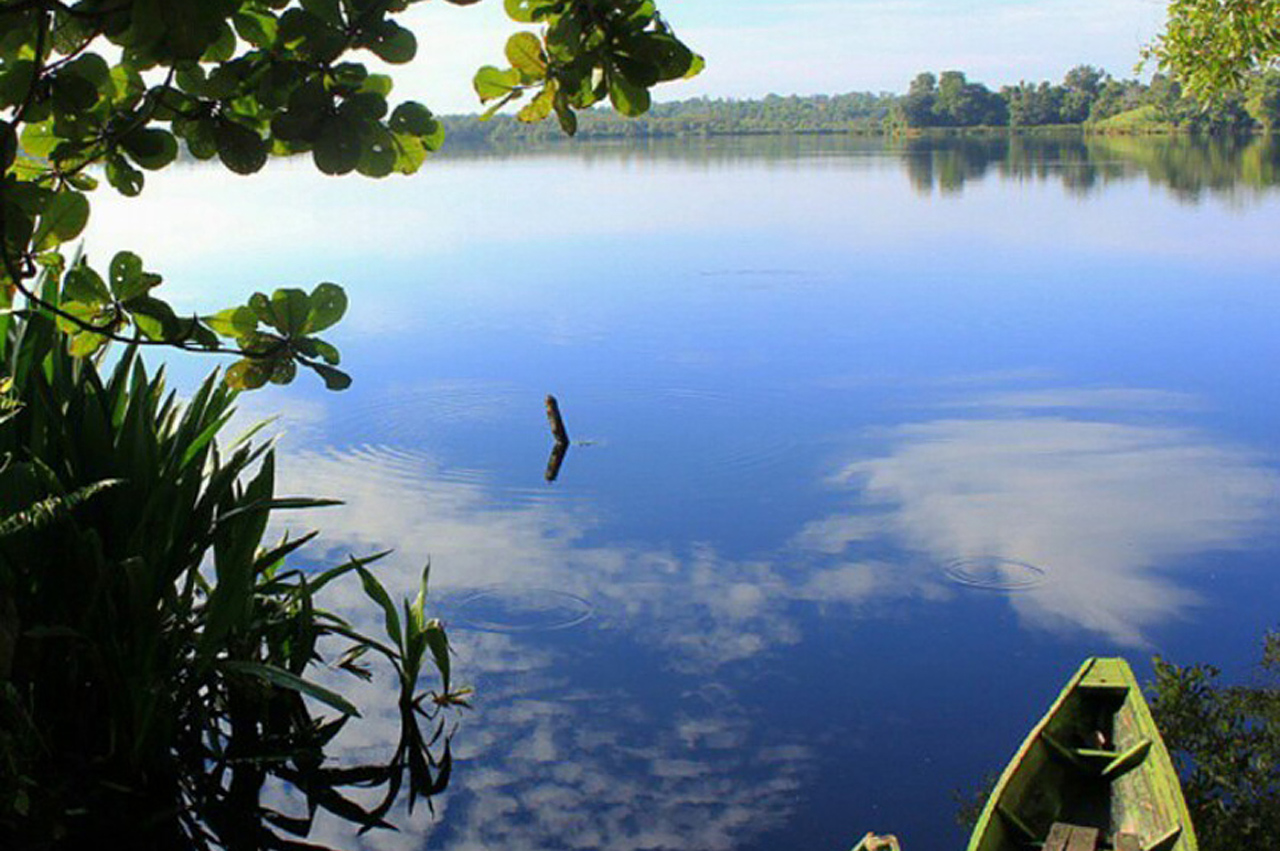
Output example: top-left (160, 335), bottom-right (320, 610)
top-left (1045, 823), bottom-right (1098, 851)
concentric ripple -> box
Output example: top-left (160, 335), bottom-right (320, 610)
top-left (450, 586), bottom-right (594, 633)
top-left (942, 556), bottom-right (1049, 592)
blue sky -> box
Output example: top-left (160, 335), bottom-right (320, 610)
top-left (393, 0), bottom-right (1168, 114)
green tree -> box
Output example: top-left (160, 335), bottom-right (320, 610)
top-left (1149, 632), bottom-right (1280, 848)
top-left (1147, 0), bottom-right (1280, 100)
top-left (0, 0), bottom-right (701, 391)
top-left (1246, 69), bottom-right (1280, 132)
top-left (1063, 64), bottom-right (1105, 97)
top-left (897, 71), bottom-right (938, 128)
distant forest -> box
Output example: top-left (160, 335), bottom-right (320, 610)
top-left (440, 65), bottom-right (1280, 145)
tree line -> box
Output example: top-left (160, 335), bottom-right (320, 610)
top-left (441, 64), bottom-right (1280, 145)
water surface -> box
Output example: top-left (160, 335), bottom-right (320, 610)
top-left (90, 134), bottom-right (1280, 850)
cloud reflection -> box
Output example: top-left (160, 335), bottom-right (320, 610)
top-left (247, 384), bottom-right (1276, 849)
top-left (812, 415), bottom-right (1276, 645)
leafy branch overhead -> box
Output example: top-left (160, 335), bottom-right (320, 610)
top-left (474, 0), bottom-right (704, 131)
top-left (0, 0), bottom-right (699, 390)
top-left (1146, 0), bottom-right (1280, 101)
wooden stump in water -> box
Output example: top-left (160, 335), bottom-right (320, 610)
top-left (545, 394), bottom-right (569, 445)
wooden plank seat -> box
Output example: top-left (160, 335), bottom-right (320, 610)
top-left (1045, 822), bottom-right (1099, 851)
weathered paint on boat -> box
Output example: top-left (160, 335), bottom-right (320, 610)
top-left (967, 657), bottom-right (1197, 851)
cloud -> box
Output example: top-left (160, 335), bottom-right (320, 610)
top-left (672, 0), bottom-right (1166, 102)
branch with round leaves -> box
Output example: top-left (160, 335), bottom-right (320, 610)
top-left (474, 0), bottom-right (704, 132)
top-left (1145, 0), bottom-right (1280, 102)
top-left (1, 0), bottom-right (699, 392)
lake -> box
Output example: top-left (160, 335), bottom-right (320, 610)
top-left (89, 133), bottom-right (1280, 850)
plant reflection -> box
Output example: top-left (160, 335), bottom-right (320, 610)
top-left (898, 133), bottom-right (1280, 203)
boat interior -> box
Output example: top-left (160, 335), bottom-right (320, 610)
top-left (986, 661), bottom-right (1185, 851)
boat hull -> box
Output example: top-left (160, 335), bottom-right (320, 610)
top-left (967, 658), bottom-right (1197, 851)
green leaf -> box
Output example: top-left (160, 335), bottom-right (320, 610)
top-left (306, 283), bottom-right (346, 333)
top-left (0, 60), bottom-right (36, 109)
top-left (108, 63), bottom-right (146, 109)
top-left (365, 23), bottom-right (417, 64)
top-left (518, 84), bottom-right (556, 123)
top-left (608, 69), bottom-right (650, 116)
top-left (105, 154), bottom-right (144, 196)
top-left (308, 362), bottom-right (351, 390)
top-left (63, 265), bottom-right (110, 304)
top-left (474, 65), bottom-right (520, 101)
top-left (424, 619), bottom-right (450, 693)
top-left (222, 660), bottom-right (361, 717)
top-left (390, 132), bottom-right (427, 174)
top-left (301, 0), bottom-right (343, 27)
top-left (225, 359), bottom-right (271, 390)
top-left (126, 296), bottom-right (184, 341)
top-left (200, 21), bottom-right (238, 63)
top-left (67, 328), bottom-right (109, 357)
top-left (388, 101), bottom-right (437, 136)
top-left (554, 94), bottom-right (578, 135)
top-left (56, 299), bottom-right (108, 336)
top-left (215, 120), bottom-right (268, 175)
top-left (33, 191), bottom-right (89, 249)
top-left (339, 91), bottom-right (387, 122)
top-left (266, 288), bottom-right (310, 335)
top-left (505, 32), bottom-right (547, 78)
top-left (204, 306), bottom-right (258, 339)
top-left (120, 128), bottom-right (178, 170)
top-left (51, 71), bottom-right (99, 112)
top-left (269, 357), bottom-right (296, 385)
top-left (176, 117), bottom-right (219, 160)
top-left (357, 566), bottom-right (402, 647)
top-left (233, 9), bottom-right (278, 48)
top-left (308, 338), bottom-right (340, 364)
top-left (360, 73), bottom-right (394, 97)
top-left (20, 121), bottom-right (60, 159)
top-left (108, 251), bottom-right (146, 300)
top-left (356, 124), bottom-right (397, 177)
top-left (313, 115), bottom-right (362, 175)
top-left (504, 0), bottom-right (559, 23)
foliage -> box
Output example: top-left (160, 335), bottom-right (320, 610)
top-left (1147, 0), bottom-right (1280, 101)
top-left (1245, 70), bottom-right (1280, 132)
top-left (0, 294), bottom-right (465, 849)
top-left (443, 90), bottom-right (898, 144)
top-left (0, 0), bottom-right (700, 390)
top-left (472, 0), bottom-right (703, 131)
top-left (1148, 632), bottom-right (1280, 849)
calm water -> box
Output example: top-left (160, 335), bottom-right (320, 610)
top-left (91, 134), bottom-right (1280, 850)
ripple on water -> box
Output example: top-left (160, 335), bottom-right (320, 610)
top-left (448, 586), bottom-right (594, 633)
top-left (326, 381), bottom-right (521, 443)
top-left (942, 556), bottom-right (1048, 592)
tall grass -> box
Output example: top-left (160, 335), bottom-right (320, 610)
top-left (0, 293), bottom-right (459, 849)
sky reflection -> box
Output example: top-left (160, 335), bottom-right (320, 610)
top-left (243, 376), bottom-right (1279, 849)
top-left (120, 137), bottom-right (1280, 849)
top-left (816, 413), bottom-right (1276, 645)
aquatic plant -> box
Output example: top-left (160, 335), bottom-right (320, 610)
top-left (0, 296), bottom-right (459, 849)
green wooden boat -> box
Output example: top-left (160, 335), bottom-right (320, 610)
top-left (968, 657), bottom-right (1197, 851)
